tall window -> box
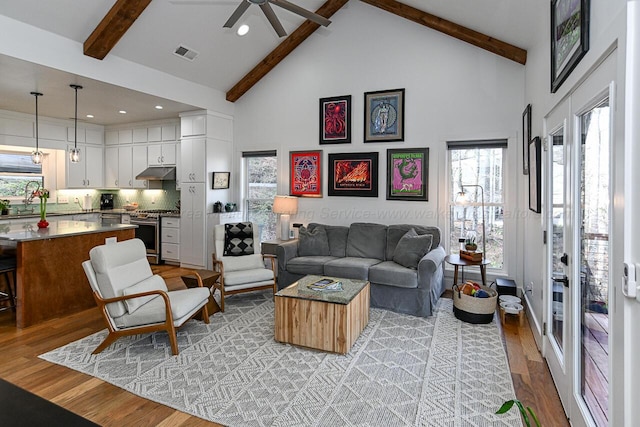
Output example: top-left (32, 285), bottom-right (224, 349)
top-left (448, 140), bottom-right (507, 269)
top-left (243, 150), bottom-right (277, 241)
top-left (0, 152), bottom-right (44, 202)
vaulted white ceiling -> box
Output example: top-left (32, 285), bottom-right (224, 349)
top-left (0, 0), bottom-right (536, 125)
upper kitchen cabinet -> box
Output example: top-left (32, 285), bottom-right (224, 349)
top-left (180, 138), bottom-right (205, 183)
top-left (105, 145), bottom-right (147, 189)
top-left (180, 114), bottom-right (206, 137)
top-left (63, 144), bottom-right (104, 188)
top-left (132, 127), bottom-right (147, 143)
top-left (148, 143), bottom-right (176, 166)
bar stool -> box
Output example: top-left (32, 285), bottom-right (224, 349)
top-left (0, 256), bottom-right (17, 312)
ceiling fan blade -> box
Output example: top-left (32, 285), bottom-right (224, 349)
top-left (223, 1), bottom-right (251, 28)
top-left (260, 3), bottom-right (287, 37)
top-left (271, 0), bottom-right (331, 27)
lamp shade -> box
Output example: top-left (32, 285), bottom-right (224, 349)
top-left (273, 195), bottom-right (298, 215)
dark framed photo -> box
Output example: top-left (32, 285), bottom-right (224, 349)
top-left (290, 150), bottom-right (322, 197)
top-left (529, 137), bottom-right (542, 213)
top-left (551, 0), bottom-right (590, 93)
top-left (386, 148), bottom-right (428, 201)
top-left (328, 152), bottom-right (379, 197)
top-left (319, 95), bottom-right (351, 144)
top-left (364, 88), bottom-right (405, 142)
top-left (522, 104), bottom-right (531, 175)
top-left (212, 172), bottom-right (230, 189)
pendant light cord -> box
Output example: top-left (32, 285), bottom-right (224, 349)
top-left (70, 84), bottom-right (83, 150)
top-left (30, 91), bottom-right (43, 152)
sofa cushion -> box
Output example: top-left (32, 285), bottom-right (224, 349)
top-left (122, 275), bottom-right (168, 314)
top-left (323, 257), bottom-right (382, 280)
top-left (386, 224), bottom-right (441, 260)
top-left (346, 223), bottom-right (387, 259)
top-left (309, 223), bottom-right (349, 257)
top-left (369, 261), bottom-right (419, 289)
top-left (287, 256), bottom-right (337, 275)
top-left (223, 222), bottom-right (254, 256)
top-left (298, 225), bottom-right (330, 256)
top-left (392, 229), bottom-right (433, 269)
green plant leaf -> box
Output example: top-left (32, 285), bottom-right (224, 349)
top-left (495, 400), bottom-right (515, 414)
top-left (527, 407), bottom-right (542, 427)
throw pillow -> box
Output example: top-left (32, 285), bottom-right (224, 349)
top-left (223, 222), bottom-right (254, 256)
top-left (298, 225), bottom-right (330, 256)
top-left (393, 228), bottom-right (433, 269)
top-left (122, 275), bottom-right (168, 314)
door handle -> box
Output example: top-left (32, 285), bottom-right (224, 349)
top-left (552, 274), bottom-right (570, 288)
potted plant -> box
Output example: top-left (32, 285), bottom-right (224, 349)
top-left (0, 199), bottom-right (10, 215)
top-left (465, 236), bottom-right (477, 251)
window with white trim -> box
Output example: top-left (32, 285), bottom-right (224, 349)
top-left (448, 139), bottom-right (506, 269)
top-left (243, 150), bottom-right (277, 241)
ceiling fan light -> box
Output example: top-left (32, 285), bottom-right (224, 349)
top-left (237, 24), bottom-right (250, 36)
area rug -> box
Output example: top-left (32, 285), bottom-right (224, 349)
top-left (40, 293), bottom-right (522, 426)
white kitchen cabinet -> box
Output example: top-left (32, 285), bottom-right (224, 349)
top-left (161, 124), bottom-right (176, 141)
top-left (117, 146), bottom-right (134, 188)
top-left (132, 128), bottom-right (147, 143)
top-left (180, 138), bottom-right (205, 183)
top-left (132, 145), bottom-right (148, 188)
top-left (118, 129), bottom-right (132, 144)
top-left (86, 129), bottom-right (102, 145)
top-left (104, 146), bottom-right (119, 188)
top-left (148, 143), bottom-right (176, 166)
top-left (66, 144), bottom-right (103, 188)
top-left (180, 115), bottom-right (206, 137)
top-left (180, 183), bottom-right (206, 267)
top-left (161, 217), bottom-right (180, 265)
top-left (147, 126), bottom-right (162, 142)
top-left (105, 130), bottom-right (118, 145)
top-left (67, 127), bottom-right (85, 143)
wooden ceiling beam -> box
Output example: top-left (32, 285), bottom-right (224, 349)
top-left (226, 0), bottom-right (349, 103)
top-left (360, 0), bottom-right (527, 65)
top-left (84, 0), bottom-right (152, 60)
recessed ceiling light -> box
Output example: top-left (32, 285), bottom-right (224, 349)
top-left (237, 24), bottom-right (250, 36)
top-left (86, 114), bottom-right (94, 118)
top-left (155, 105), bottom-right (163, 110)
top-left (119, 110), bottom-right (127, 114)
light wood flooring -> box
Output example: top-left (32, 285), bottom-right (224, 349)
top-left (0, 266), bottom-right (568, 426)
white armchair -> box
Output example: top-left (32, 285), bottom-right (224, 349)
top-left (82, 238), bottom-right (210, 355)
top-left (212, 222), bottom-right (276, 311)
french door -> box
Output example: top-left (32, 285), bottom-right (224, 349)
top-left (544, 52), bottom-right (615, 427)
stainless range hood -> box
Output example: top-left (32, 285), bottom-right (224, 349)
top-left (135, 166), bottom-right (176, 181)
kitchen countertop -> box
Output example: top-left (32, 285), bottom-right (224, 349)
top-left (0, 210), bottom-right (101, 221)
top-left (0, 220), bottom-right (137, 242)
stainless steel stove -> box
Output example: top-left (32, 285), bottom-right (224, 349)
top-left (130, 209), bottom-right (179, 264)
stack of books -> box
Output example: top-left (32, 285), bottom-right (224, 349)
top-left (307, 278), bottom-right (343, 292)
top-left (460, 249), bottom-right (483, 262)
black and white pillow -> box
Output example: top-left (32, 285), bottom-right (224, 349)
top-left (223, 222), bottom-right (254, 256)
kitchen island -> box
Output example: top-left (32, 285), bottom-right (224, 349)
top-left (0, 220), bottom-right (137, 328)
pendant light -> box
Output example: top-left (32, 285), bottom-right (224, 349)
top-left (30, 91), bottom-right (44, 165)
top-left (69, 84), bottom-right (83, 163)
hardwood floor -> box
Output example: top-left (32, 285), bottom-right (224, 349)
top-left (0, 266), bottom-right (568, 426)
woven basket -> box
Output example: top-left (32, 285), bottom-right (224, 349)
top-left (452, 284), bottom-right (498, 324)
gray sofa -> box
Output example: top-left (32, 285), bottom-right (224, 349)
top-left (276, 222), bottom-right (446, 317)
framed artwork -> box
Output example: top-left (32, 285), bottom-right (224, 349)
top-left (319, 95), bottom-right (351, 144)
top-left (328, 152), bottom-right (379, 197)
top-left (522, 104), bottom-right (531, 175)
top-left (212, 171), bottom-right (230, 189)
top-left (364, 88), bottom-right (405, 142)
top-left (529, 137), bottom-right (542, 213)
top-left (386, 148), bottom-right (428, 201)
top-left (551, 0), bottom-right (590, 93)
top-left (290, 150), bottom-right (322, 197)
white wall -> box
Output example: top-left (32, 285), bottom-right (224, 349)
top-left (234, 2), bottom-right (524, 261)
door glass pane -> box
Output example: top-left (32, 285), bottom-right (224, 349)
top-left (245, 155), bottom-right (277, 241)
top-left (551, 129), bottom-right (565, 350)
top-left (579, 100), bottom-right (610, 426)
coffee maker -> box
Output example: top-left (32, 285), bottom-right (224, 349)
top-left (100, 193), bottom-right (115, 210)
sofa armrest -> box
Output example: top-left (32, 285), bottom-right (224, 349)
top-left (417, 245), bottom-right (446, 286)
top-left (276, 240), bottom-right (299, 272)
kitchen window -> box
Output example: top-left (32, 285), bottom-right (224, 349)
top-left (0, 152), bottom-right (45, 202)
top-left (243, 150), bottom-right (277, 241)
top-left (447, 139), bottom-right (507, 270)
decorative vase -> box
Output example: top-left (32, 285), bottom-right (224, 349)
top-left (465, 244), bottom-right (477, 251)
top-left (37, 219), bottom-right (49, 229)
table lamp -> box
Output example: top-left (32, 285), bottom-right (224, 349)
top-left (457, 184), bottom-right (486, 261)
top-left (273, 195), bottom-right (298, 240)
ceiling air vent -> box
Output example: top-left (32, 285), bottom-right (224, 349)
top-left (173, 45), bottom-right (199, 61)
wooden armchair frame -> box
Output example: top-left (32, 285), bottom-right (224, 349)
top-left (210, 253), bottom-right (277, 312)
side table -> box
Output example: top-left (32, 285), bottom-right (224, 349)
top-left (261, 238), bottom-right (297, 256)
top-left (181, 269), bottom-right (222, 318)
top-left (444, 254), bottom-right (490, 287)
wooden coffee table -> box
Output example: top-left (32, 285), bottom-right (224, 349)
top-left (274, 275), bottom-right (370, 354)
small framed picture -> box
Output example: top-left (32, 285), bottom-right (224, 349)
top-left (319, 95), bottom-right (351, 144)
top-left (212, 172), bottom-right (230, 189)
top-left (364, 88), bottom-right (405, 143)
top-left (522, 104), bottom-right (531, 175)
top-left (290, 150), bottom-right (322, 197)
top-left (528, 137), bottom-right (542, 213)
top-left (386, 148), bottom-right (428, 201)
top-left (551, 0), bottom-right (590, 93)
top-left (328, 152), bottom-right (379, 197)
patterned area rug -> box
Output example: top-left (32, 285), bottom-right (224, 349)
top-left (40, 293), bottom-right (522, 426)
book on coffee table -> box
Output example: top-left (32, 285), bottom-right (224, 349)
top-left (307, 278), bottom-right (343, 292)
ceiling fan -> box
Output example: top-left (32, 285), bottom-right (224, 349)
top-left (173, 0), bottom-right (331, 37)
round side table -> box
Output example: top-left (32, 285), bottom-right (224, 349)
top-left (444, 254), bottom-right (490, 287)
